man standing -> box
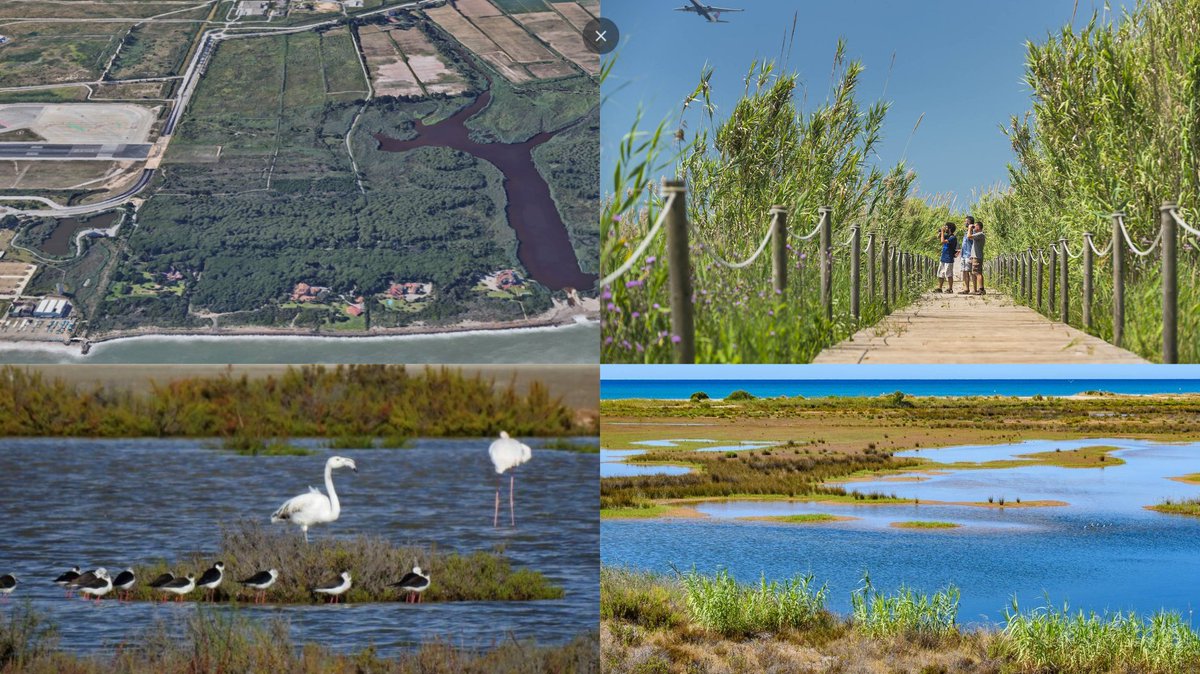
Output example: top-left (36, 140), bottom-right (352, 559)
top-left (958, 216), bottom-right (975, 294)
top-left (968, 219), bottom-right (986, 295)
top-left (936, 222), bottom-right (957, 293)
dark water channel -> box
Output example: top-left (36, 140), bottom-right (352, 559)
top-left (375, 90), bottom-right (594, 291)
top-left (0, 438), bottom-right (598, 656)
top-left (39, 211), bottom-right (119, 256)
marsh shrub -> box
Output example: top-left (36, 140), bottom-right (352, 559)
top-left (725, 390), bottom-right (755, 401)
top-left (600, 569), bottom-right (682, 629)
top-left (690, 391), bottom-right (709, 401)
top-left (680, 568), bottom-right (829, 636)
top-left (127, 520), bottom-right (562, 604)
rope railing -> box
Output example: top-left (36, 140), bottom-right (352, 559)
top-left (598, 192), bottom-right (676, 288)
top-left (986, 202), bottom-right (1188, 363)
top-left (1117, 215), bottom-right (1163, 257)
top-left (602, 178), bottom-right (934, 363)
top-left (696, 225), bottom-right (775, 270)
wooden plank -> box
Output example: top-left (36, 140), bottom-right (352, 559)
top-left (813, 292), bottom-right (1147, 364)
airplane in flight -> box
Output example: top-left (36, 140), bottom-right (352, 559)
top-left (675, 0), bottom-right (744, 23)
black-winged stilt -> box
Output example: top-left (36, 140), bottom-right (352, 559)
top-left (196, 562), bottom-right (225, 601)
top-left (54, 567), bottom-right (80, 596)
top-left (79, 569), bottom-right (113, 601)
top-left (237, 569), bottom-right (278, 604)
top-left (112, 569), bottom-right (136, 601)
top-left (391, 565), bottom-right (430, 603)
top-left (159, 574), bottom-right (196, 602)
top-left (312, 571), bottom-right (351, 604)
top-left (0, 574), bottom-right (16, 600)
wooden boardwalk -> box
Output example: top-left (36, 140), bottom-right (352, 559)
top-left (813, 292), bottom-right (1147, 364)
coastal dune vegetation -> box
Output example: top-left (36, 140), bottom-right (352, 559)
top-left (601, 42), bottom-right (957, 363)
top-left (0, 364), bottom-right (589, 439)
top-left (975, 0), bottom-right (1200, 362)
top-left (601, 568), bottom-right (1200, 673)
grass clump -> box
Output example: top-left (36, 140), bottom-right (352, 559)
top-left (850, 573), bottom-right (959, 643)
top-left (0, 602), bottom-right (57, 670)
top-left (125, 520), bottom-right (563, 604)
top-left (690, 391), bottom-right (709, 401)
top-left (679, 568), bottom-right (829, 636)
top-left (0, 606), bottom-right (599, 673)
top-left (1000, 600), bottom-right (1200, 673)
top-left (324, 435), bottom-right (414, 449)
top-left (725, 390), bottom-right (755, 401)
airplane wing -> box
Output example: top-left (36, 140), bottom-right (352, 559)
top-left (707, 7), bottom-right (745, 11)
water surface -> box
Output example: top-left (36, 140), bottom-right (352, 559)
top-left (603, 438), bottom-right (1200, 623)
top-left (0, 437), bottom-right (597, 655)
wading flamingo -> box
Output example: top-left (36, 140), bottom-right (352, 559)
top-left (488, 431), bottom-right (531, 527)
top-left (271, 456), bottom-right (357, 543)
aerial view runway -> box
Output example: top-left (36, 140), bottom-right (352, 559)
top-left (0, 143), bottom-right (151, 160)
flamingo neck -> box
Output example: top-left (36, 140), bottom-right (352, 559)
top-left (325, 462), bottom-right (340, 519)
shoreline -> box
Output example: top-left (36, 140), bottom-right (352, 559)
top-left (0, 313), bottom-right (599, 357)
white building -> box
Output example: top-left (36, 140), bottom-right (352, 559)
top-left (33, 297), bottom-right (71, 318)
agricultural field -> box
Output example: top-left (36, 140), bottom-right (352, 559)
top-left (389, 25), bottom-right (469, 95)
top-left (512, 10), bottom-right (597, 76)
top-left (360, 25), bottom-right (425, 97)
top-left (361, 23), bottom-right (470, 98)
top-left (0, 1), bottom-right (212, 20)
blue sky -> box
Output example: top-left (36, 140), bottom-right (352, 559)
top-left (601, 0), bottom-right (1135, 208)
top-left (601, 364), bottom-right (1200, 380)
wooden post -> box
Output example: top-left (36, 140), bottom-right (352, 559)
top-left (850, 225), bottom-right (861, 321)
top-left (819, 206), bottom-right (832, 322)
top-left (1037, 249), bottom-right (1044, 311)
top-left (770, 205), bottom-right (788, 295)
top-left (1048, 245), bottom-right (1057, 317)
top-left (899, 250), bottom-right (905, 294)
top-left (664, 179), bottom-right (693, 363)
top-left (1027, 249), bottom-right (1034, 304)
top-left (1082, 233), bottom-right (1094, 330)
top-left (1161, 202), bottom-right (1178, 363)
top-left (868, 232), bottom-right (876, 300)
top-left (1111, 212), bottom-right (1125, 348)
top-left (1059, 238), bottom-right (1069, 324)
top-left (891, 247), bottom-right (898, 305)
top-left (881, 239), bottom-right (890, 313)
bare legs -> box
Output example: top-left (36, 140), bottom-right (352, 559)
top-left (510, 473), bottom-right (516, 527)
top-left (493, 474), bottom-right (501, 527)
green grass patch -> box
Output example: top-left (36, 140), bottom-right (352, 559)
top-left (890, 520), bottom-right (960, 529)
top-left (600, 504), bottom-right (673, 519)
top-left (742, 514), bottom-right (842, 524)
top-left (122, 520), bottom-right (564, 604)
top-left (1146, 498), bottom-right (1200, 517)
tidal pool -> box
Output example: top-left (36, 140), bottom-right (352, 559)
top-left (602, 438), bottom-right (1200, 623)
top-left (0, 438), bottom-right (597, 655)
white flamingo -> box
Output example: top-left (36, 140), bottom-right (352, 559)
top-left (271, 456), bottom-right (357, 543)
top-left (488, 431), bottom-right (531, 527)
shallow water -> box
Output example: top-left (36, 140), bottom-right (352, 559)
top-left (0, 438), bottom-right (597, 655)
top-left (602, 438), bottom-right (1200, 623)
top-left (600, 449), bottom-right (691, 478)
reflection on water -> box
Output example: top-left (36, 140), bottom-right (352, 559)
top-left (603, 438), bottom-right (1200, 623)
top-left (0, 438), bottom-right (597, 655)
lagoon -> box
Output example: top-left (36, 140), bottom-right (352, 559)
top-left (602, 438), bottom-right (1200, 623)
top-left (0, 437), bottom-right (598, 655)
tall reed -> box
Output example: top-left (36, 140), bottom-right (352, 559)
top-left (678, 568), bottom-right (829, 636)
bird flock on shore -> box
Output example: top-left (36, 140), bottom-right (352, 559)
top-left (0, 432), bottom-right (531, 606)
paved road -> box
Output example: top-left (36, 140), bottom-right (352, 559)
top-left (0, 143), bottom-right (151, 160)
top-left (813, 291), bottom-right (1148, 364)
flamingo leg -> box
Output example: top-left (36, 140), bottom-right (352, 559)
top-left (510, 473), bottom-right (516, 527)
top-left (493, 474), bottom-right (501, 528)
